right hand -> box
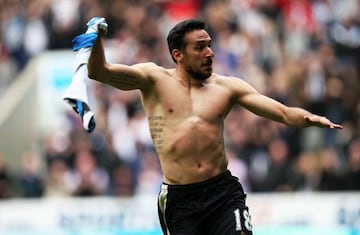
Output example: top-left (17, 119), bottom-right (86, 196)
top-left (85, 17), bottom-right (108, 35)
top-left (72, 17), bottom-right (108, 51)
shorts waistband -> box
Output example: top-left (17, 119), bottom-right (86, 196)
top-left (161, 170), bottom-right (232, 190)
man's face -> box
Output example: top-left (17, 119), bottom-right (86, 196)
top-left (182, 30), bottom-right (214, 80)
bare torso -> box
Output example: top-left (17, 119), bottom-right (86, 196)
top-left (141, 67), bottom-right (234, 184)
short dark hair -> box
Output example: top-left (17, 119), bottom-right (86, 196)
top-left (167, 19), bottom-right (207, 63)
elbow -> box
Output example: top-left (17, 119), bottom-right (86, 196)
top-left (87, 69), bottom-right (97, 80)
top-left (87, 64), bottom-right (96, 80)
top-left (87, 64), bottom-right (105, 81)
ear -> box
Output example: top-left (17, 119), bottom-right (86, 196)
top-left (172, 49), bottom-right (183, 63)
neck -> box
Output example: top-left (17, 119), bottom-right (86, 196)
top-left (175, 67), bottom-right (207, 88)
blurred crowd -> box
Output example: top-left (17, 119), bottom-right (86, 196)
top-left (0, 0), bottom-right (360, 199)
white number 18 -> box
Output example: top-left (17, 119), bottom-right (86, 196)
top-left (234, 208), bottom-right (253, 231)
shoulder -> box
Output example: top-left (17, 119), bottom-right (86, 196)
top-left (212, 73), bottom-right (258, 95)
top-left (131, 62), bottom-right (161, 72)
top-left (212, 73), bottom-right (247, 87)
top-left (132, 62), bottom-right (173, 77)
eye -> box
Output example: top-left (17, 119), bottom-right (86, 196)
top-left (195, 45), bottom-right (205, 50)
top-left (194, 40), bottom-right (211, 51)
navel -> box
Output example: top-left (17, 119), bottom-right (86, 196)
top-left (168, 108), bottom-right (173, 113)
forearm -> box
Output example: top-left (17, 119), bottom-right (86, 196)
top-left (240, 93), bottom-right (342, 129)
top-left (283, 107), bottom-right (313, 127)
top-left (88, 36), bottom-right (107, 82)
top-left (283, 106), bottom-right (342, 129)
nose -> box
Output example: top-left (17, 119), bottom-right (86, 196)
top-left (206, 47), bottom-right (214, 58)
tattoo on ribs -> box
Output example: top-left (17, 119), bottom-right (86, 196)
top-left (110, 72), bottom-right (138, 87)
top-left (148, 115), bottom-right (164, 154)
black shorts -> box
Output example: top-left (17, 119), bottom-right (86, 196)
top-left (157, 170), bottom-right (253, 235)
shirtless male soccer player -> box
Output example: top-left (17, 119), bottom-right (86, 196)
top-left (86, 18), bottom-right (342, 235)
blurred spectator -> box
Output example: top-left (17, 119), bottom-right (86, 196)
top-left (290, 151), bottom-right (320, 191)
top-left (0, 152), bottom-right (13, 198)
top-left (43, 130), bottom-right (74, 168)
top-left (135, 147), bottom-right (163, 195)
top-left (90, 132), bottom-right (123, 176)
top-left (279, 0), bottom-right (318, 59)
top-left (44, 158), bottom-right (70, 197)
top-left (23, 0), bottom-right (49, 58)
top-left (248, 138), bottom-right (293, 192)
top-left (261, 138), bottom-right (292, 192)
top-left (156, 0), bottom-right (202, 22)
top-left (0, 0), bottom-right (49, 70)
top-left (106, 91), bottom-right (136, 161)
top-left (226, 147), bottom-right (250, 192)
top-left (318, 147), bottom-right (344, 191)
top-left (248, 149), bottom-right (269, 192)
top-left (343, 138), bottom-right (360, 190)
top-left (109, 163), bottom-right (136, 197)
top-left (18, 150), bottom-right (44, 198)
top-left (324, 76), bottom-right (346, 145)
top-left (326, 0), bottom-right (360, 70)
top-left (46, 0), bottom-right (82, 49)
top-left (0, 42), bottom-right (17, 96)
top-left (1, 0), bottom-right (29, 69)
top-left (64, 149), bottom-right (109, 196)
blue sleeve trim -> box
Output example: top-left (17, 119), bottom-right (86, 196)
top-left (72, 33), bottom-right (98, 51)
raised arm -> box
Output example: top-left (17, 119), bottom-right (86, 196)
top-left (230, 77), bottom-right (343, 129)
top-left (87, 27), bottom-right (153, 91)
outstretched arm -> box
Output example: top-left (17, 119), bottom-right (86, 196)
top-left (87, 25), bottom-right (153, 91)
top-left (243, 93), bottom-right (342, 128)
top-left (231, 77), bottom-right (343, 129)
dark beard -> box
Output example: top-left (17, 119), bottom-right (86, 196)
top-left (186, 65), bottom-right (212, 80)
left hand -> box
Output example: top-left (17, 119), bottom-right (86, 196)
top-left (304, 115), bottom-right (343, 129)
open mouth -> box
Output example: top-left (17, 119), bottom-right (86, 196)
top-left (203, 59), bottom-right (212, 67)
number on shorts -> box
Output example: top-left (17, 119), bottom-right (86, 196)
top-left (234, 208), bottom-right (253, 231)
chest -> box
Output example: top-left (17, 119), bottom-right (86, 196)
top-left (154, 79), bottom-right (233, 120)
